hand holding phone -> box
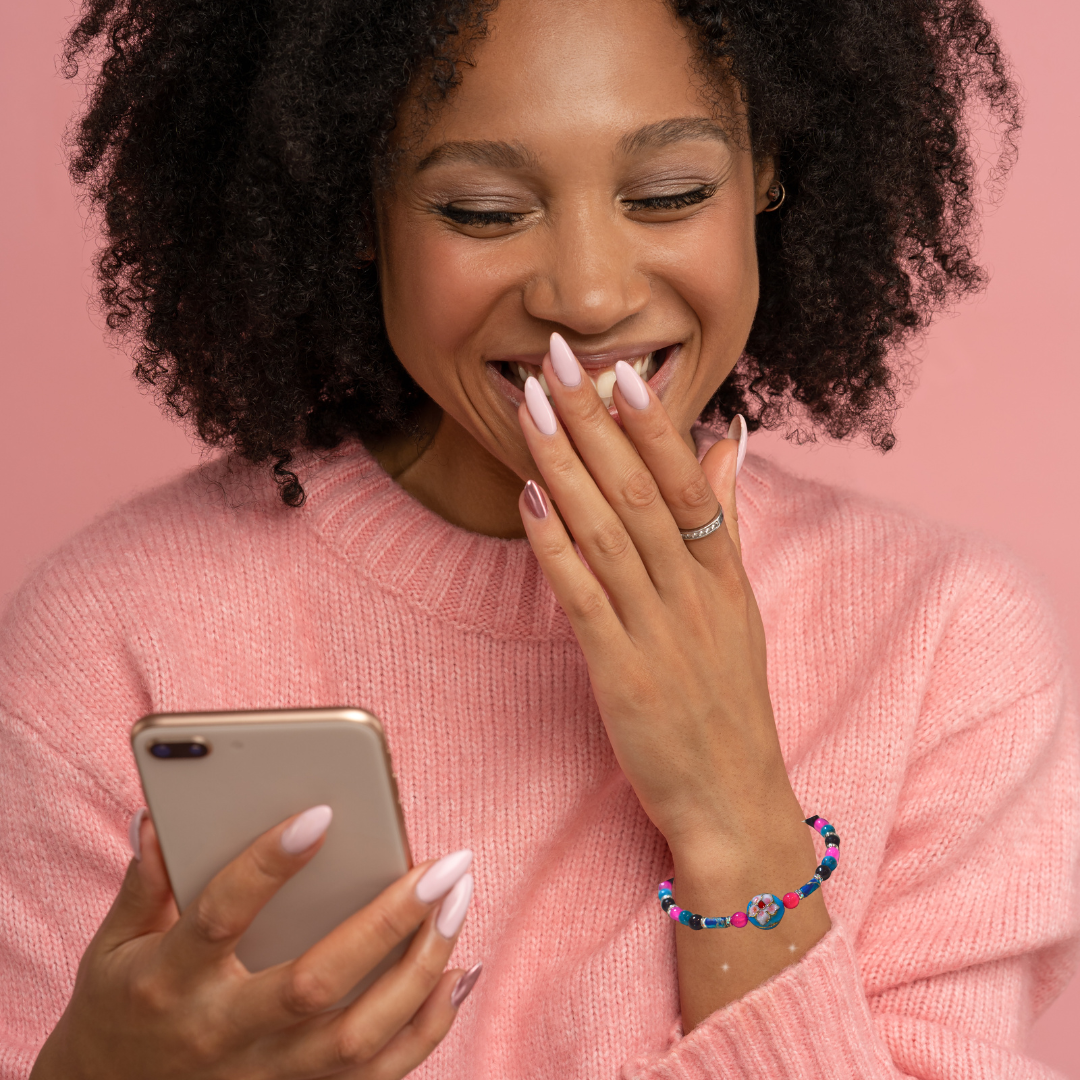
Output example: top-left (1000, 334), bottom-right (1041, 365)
top-left (32, 809), bottom-right (477, 1080)
top-left (130, 707), bottom-right (422, 993)
top-left (30, 712), bottom-right (480, 1080)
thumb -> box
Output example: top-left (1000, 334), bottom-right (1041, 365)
top-left (97, 809), bottom-right (179, 950)
top-left (700, 415), bottom-right (747, 559)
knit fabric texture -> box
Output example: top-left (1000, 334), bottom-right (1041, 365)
top-left (1, 439), bottom-right (1077, 1079)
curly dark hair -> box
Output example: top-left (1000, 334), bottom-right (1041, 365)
top-left (63, 0), bottom-right (1019, 505)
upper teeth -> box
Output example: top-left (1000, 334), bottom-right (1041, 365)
top-left (516, 352), bottom-right (655, 407)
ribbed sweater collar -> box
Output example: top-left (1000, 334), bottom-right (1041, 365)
top-left (300, 441), bottom-right (569, 639)
top-left (299, 432), bottom-right (770, 641)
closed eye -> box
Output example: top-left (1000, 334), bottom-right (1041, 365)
top-left (437, 205), bottom-right (523, 228)
top-left (622, 185), bottom-right (716, 212)
top-left (434, 182), bottom-right (717, 232)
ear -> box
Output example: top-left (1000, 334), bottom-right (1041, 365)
top-left (754, 155), bottom-right (778, 214)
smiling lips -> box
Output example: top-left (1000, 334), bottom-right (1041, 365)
top-left (500, 348), bottom-right (667, 408)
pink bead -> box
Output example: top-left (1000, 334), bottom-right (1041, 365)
top-left (730, 911), bottom-right (749, 927)
top-left (669, 906), bottom-right (681, 920)
top-left (813, 817), bottom-right (827, 831)
top-left (826, 846), bottom-right (839, 857)
top-left (783, 892), bottom-right (800, 908)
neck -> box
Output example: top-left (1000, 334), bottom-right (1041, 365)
top-left (367, 407), bottom-right (529, 539)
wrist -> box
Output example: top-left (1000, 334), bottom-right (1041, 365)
top-left (661, 760), bottom-right (805, 862)
top-left (665, 792), bottom-right (820, 915)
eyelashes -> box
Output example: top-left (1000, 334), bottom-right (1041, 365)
top-left (622, 184), bottom-right (717, 212)
top-left (435, 184), bottom-right (717, 229)
top-left (438, 205), bottom-right (520, 227)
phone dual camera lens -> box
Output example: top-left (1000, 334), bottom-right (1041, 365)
top-left (149, 741), bottom-right (209, 759)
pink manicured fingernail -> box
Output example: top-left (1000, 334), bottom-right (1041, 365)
top-left (281, 805), bottom-right (333, 854)
top-left (614, 360), bottom-right (650, 410)
top-left (524, 376), bottom-right (557, 435)
top-left (523, 480), bottom-right (548, 520)
top-left (416, 849), bottom-right (474, 903)
top-left (436, 871), bottom-right (474, 938)
top-left (450, 961), bottom-right (484, 1008)
top-left (549, 332), bottom-right (582, 387)
top-left (128, 807), bottom-right (147, 861)
top-left (727, 414), bottom-right (748, 475)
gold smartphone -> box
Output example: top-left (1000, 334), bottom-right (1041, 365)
top-left (131, 707), bottom-right (412, 999)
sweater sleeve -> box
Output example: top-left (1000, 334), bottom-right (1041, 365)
top-left (0, 545), bottom-right (149, 1080)
top-left (622, 549), bottom-right (1080, 1080)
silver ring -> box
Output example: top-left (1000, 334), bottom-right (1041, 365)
top-left (679, 505), bottom-right (725, 541)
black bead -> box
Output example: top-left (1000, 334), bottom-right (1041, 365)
top-left (825, 834), bottom-right (841, 846)
top-left (661, 896), bottom-right (675, 911)
top-left (816, 863), bottom-right (833, 880)
top-left (804, 816), bottom-right (819, 826)
top-left (688, 913), bottom-right (704, 930)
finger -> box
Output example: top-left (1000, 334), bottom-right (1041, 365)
top-left (517, 480), bottom-right (626, 652)
top-left (519, 375), bottom-right (657, 613)
top-left (238, 851), bottom-right (474, 1032)
top-left (539, 338), bottom-right (722, 593)
top-left (336, 966), bottom-right (472, 1080)
top-left (607, 361), bottom-right (734, 575)
top-left (700, 426), bottom-right (743, 560)
top-left (158, 804), bottom-right (332, 976)
top-left (537, 342), bottom-right (688, 570)
top-left (264, 875), bottom-right (474, 1075)
top-left (96, 810), bottom-right (180, 951)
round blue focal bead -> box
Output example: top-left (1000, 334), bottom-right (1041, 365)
top-left (746, 893), bottom-right (785, 930)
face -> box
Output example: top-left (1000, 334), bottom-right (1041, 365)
top-left (376, 0), bottom-right (773, 482)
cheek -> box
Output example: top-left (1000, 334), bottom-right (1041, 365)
top-left (381, 222), bottom-right (509, 371)
top-left (664, 213), bottom-right (759, 342)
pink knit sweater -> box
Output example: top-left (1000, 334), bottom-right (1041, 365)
top-left (1, 440), bottom-right (1077, 1079)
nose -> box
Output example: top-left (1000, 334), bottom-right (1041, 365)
top-left (523, 202), bottom-right (651, 336)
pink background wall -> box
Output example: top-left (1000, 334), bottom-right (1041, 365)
top-left (1, 0), bottom-right (1077, 1071)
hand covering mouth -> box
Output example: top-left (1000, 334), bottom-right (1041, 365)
top-left (495, 345), bottom-right (676, 408)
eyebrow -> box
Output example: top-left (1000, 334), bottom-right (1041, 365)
top-left (617, 117), bottom-right (732, 156)
top-left (415, 140), bottom-right (539, 172)
top-left (414, 117), bottom-right (730, 174)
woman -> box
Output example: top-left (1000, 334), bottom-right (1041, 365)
top-left (2, 0), bottom-right (1076, 1076)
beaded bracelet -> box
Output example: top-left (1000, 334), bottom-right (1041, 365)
top-left (658, 816), bottom-right (840, 930)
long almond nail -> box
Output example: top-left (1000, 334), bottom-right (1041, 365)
top-left (524, 376), bottom-right (557, 435)
top-left (728, 414), bottom-right (748, 475)
top-left (416, 849), bottom-right (474, 903)
top-left (614, 360), bottom-right (650, 410)
top-left (523, 480), bottom-right (548, 520)
top-left (549, 333), bottom-right (582, 387)
top-left (436, 871), bottom-right (474, 938)
top-left (128, 807), bottom-right (147, 862)
top-left (281, 805), bottom-right (333, 854)
top-left (450, 961), bottom-right (484, 1008)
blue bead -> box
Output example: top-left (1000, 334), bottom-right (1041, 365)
top-left (821, 855), bottom-right (837, 871)
top-left (746, 893), bottom-right (785, 930)
top-left (659, 888), bottom-right (673, 899)
top-left (679, 909), bottom-right (692, 925)
top-left (800, 879), bottom-right (820, 897)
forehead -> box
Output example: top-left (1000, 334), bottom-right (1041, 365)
top-left (399, 0), bottom-right (732, 157)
